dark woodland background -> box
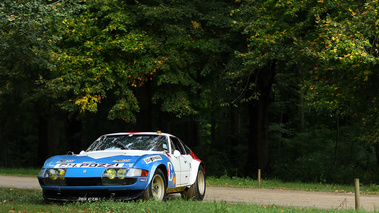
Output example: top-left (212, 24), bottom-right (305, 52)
top-left (0, 0), bottom-right (378, 184)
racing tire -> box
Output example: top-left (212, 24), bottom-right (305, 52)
top-left (181, 165), bottom-right (206, 201)
top-left (42, 190), bottom-right (51, 203)
top-left (140, 168), bottom-right (167, 201)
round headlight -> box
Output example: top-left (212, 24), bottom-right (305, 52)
top-left (117, 169), bottom-right (127, 179)
top-left (48, 169), bottom-right (58, 180)
top-left (59, 169), bottom-right (66, 180)
top-left (106, 169), bottom-right (116, 179)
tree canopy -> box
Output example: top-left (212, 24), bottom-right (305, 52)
top-left (0, 0), bottom-right (378, 183)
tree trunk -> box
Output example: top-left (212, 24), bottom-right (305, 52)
top-left (296, 64), bottom-right (305, 133)
top-left (247, 98), bottom-right (270, 172)
top-left (230, 107), bottom-right (240, 142)
top-left (334, 112), bottom-right (340, 165)
top-left (37, 116), bottom-right (49, 166)
top-left (246, 64), bottom-right (275, 174)
top-left (299, 90), bottom-right (305, 133)
top-left (210, 98), bottom-right (217, 148)
top-left (376, 142), bottom-right (379, 166)
top-left (184, 119), bottom-right (201, 147)
top-left (0, 117), bottom-right (10, 167)
top-left (136, 82), bottom-right (153, 131)
top-left (47, 118), bottom-right (60, 156)
top-left (65, 116), bottom-right (82, 153)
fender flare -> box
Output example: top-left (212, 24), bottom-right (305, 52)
top-left (188, 159), bottom-right (204, 186)
top-left (136, 154), bottom-right (170, 189)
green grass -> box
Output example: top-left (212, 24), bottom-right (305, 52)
top-left (0, 167), bottom-right (40, 177)
top-left (0, 169), bottom-right (374, 212)
top-left (206, 175), bottom-right (379, 195)
top-left (1, 167), bottom-right (379, 195)
top-left (0, 188), bottom-right (367, 213)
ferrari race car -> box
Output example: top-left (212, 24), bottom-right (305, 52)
top-left (37, 132), bottom-right (206, 201)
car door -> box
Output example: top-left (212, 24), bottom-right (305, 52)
top-left (170, 137), bottom-right (191, 186)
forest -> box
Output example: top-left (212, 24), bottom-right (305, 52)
top-left (0, 0), bottom-right (378, 184)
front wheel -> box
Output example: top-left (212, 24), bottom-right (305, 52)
top-left (42, 190), bottom-right (51, 203)
top-left (140, 168), bottom-right (167, 201)
top-left (182, 165), bottom-right (206, 200)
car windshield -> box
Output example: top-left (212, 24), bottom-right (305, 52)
top-left (86, 135), bottom-right (168, 152)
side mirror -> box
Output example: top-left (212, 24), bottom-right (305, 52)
top-left (173, 150), bottom-right (181, 158)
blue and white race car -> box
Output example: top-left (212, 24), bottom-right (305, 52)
top-left (38, 132), bottom-right (206, 201)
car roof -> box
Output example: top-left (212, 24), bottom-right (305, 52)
top-left (102, 132), bottom-right (174, 137)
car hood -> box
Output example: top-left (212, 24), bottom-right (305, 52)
top-left (43, 150), bottom-right (163, 168)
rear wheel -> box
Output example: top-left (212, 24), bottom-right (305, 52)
top-left (140, 168), bottom-right (166, 201)
top-left (182, 165), bottom-right (206, 200)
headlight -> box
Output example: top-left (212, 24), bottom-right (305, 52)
top-left (106, 169), bottom-right (116, 179)
top-left (59, 169), bottom-right (66, 180)
top-left (48, 169), bottom-right (59, 180)
top-left (42, 169), bottom-right (67, 186)
top-left (117, 169), bottom-right (127, 179)
top-left (101, 168), bottom-right (130, 186)
top-left (45, 169), bottom-right (66, 180)
top-left (126, 168), bottom-right (149, 177)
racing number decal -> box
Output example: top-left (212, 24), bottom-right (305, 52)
top-left (167, 162), bottom-right (176, 186)
top-left (54, 163), bottom-right (124, 168)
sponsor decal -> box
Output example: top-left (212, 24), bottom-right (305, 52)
top-left (140, 178), bottom-right (147, 182)
top-left (113, 159), bottom-right (131, 162)
top-left (57, 160), bottom-right (73, 163)
top-left (143, 155), bottom-right (162, 164)
top-left (54, 163), bottom-right (124, 168)
top-left (167, 162), bottom-right (176, 185)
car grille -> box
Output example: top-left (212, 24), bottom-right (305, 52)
top-left (66, 178), bottom-right (103, 186)
top-left (39, 178), bottom-right (137, 186)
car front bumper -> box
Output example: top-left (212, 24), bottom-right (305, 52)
top-left (42, 188), bottom-right (145, 201)
top-left (38, 177), bottom-right (149, 201)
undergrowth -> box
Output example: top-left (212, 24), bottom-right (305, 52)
top-left (0, 188), bottom-right (367, 213)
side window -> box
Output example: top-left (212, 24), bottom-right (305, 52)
top-left (182, 143), bottom-right (191, 155)
top-left (169, 138), bottom-right (176, 154)
top-left (170, 137), bottom-right (186, 154)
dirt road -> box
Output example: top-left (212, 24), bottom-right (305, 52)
top-left (1, 175), bottom-right (378, 211)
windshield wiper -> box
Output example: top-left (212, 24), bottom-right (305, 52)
top-left (112, 139), bottom-right (129, 150)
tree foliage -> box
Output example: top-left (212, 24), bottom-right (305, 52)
top-left (303, 0), bottom-right (379, 143)
top-left (44, 0), bottom-right (161, 122)
top-left (1, 0), bottom-right (378, 182)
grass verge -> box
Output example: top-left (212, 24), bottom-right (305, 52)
top-left (0, 188), bottom-right (366, 213)
top-left (206, 176), bottom-right (379, 195)
top-left (0, 168), bottom-right (40, 177)
top-left (1, 167), bottom-right (379, 194)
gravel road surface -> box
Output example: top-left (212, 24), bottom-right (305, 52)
top-left (1, 175), bottom-right (378, 211)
